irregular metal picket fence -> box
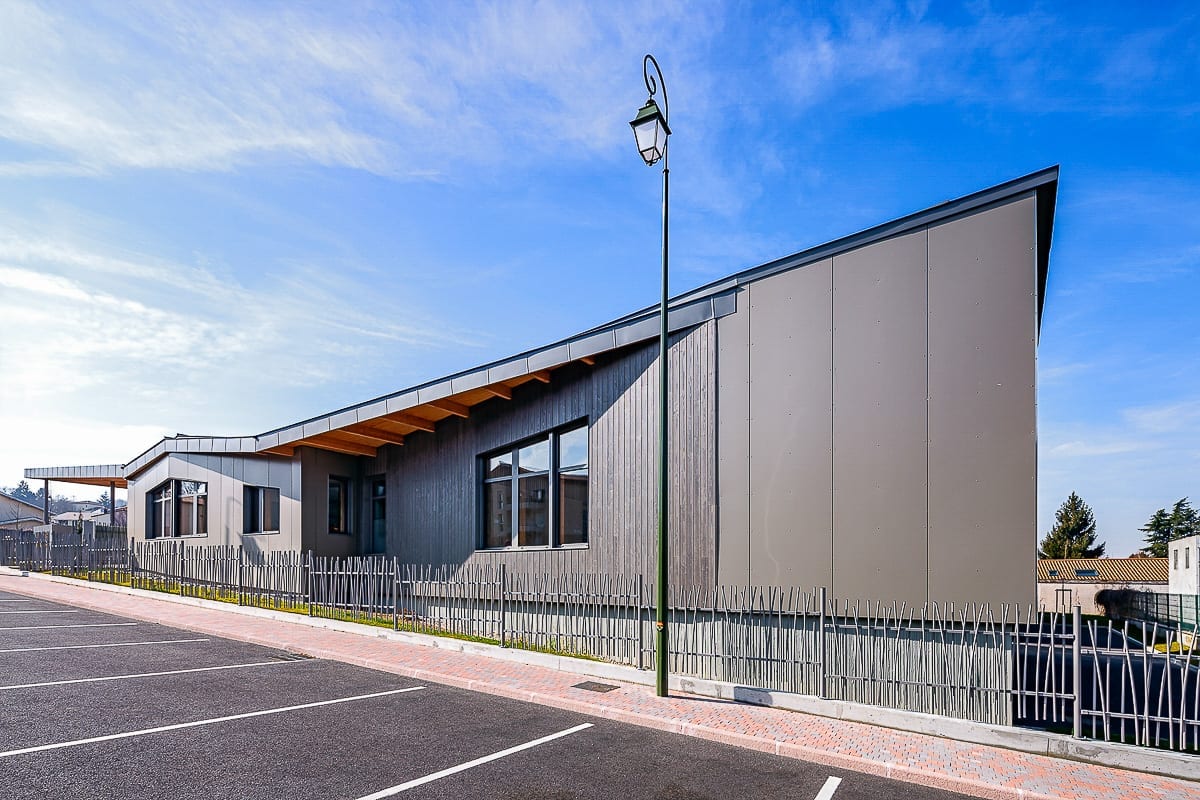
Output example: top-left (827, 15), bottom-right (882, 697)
top-left (4, 537), bottom-right (1200, 752)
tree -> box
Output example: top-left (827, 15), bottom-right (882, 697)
top-left (98, 491), bottom-right (111, 513)
top-left (1139, 498), bottom-right (1197, 557)
top-left (10, 480), bottom-right (36, 503)
top-left (1140, 508), bottom-right (1173, 558)
top-left (1039, 492), bottom-right (1106, 559)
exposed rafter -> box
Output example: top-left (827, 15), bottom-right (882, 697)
top-left (380, 412), bottom-right (437, 433)
top-left (530, 370), bottom-right (552, 384)
top-left (481, 384), bottom-right (513, 400)
top-left (427, 398), bottom-right (470, 418)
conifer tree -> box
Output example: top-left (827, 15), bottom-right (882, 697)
top-left (1039, 492), bottom-right (1105, 558)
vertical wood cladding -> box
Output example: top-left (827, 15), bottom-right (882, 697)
top-left (381, 322), bottom-right (717, 585)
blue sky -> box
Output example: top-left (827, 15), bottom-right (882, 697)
top-left (0, 1), bottom-right (1196, 558)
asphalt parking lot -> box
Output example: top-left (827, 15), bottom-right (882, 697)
top-left (0, 588), bottom-right (975, 800)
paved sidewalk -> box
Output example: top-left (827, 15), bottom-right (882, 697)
top-left (1, 571), bottom-right (1194, 800)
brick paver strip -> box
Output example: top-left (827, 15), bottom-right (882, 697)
top-left (1, 573), bottom-right (1195, 800)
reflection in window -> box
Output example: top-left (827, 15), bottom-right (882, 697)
top-left (147, 480), bottom-right (207, 538)
top-left (480, 423), bottom-right (588, 550)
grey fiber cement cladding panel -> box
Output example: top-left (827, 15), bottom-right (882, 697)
top-left (747, 258), bottom-right (834, 589)
top-left (832, 229), bottom-right (929, 607)
top-left (927, 195), bottom-right (1037, 607)
top-left (716, 298), bottom-right (751, 585)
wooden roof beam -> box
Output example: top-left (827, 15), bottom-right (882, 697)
top-left (530, 370), bottom-right (551, 384)
top-left (297, 436), bottom-right (377, 458)
top-left (347, 424), bottom-right (406, 446)
top-left (427, 398), bottom-right (470, 418)
top-left (482, 384), bottom-right (513, 400)
top-left (325, 429), bottom-right (393, 448)
top-left (380, 412), bottom-right (438, 433)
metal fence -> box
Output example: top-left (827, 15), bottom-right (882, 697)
top-left (3, 538), bottom-right (1199, 752)
top-left (1130, 592), bottom-right (1200, 629)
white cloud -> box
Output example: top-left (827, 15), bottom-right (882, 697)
top-left (0, 0), bottom-right (700, 178)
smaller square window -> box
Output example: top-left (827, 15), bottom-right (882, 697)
top-left (244, 486), bottom-right (280, 534)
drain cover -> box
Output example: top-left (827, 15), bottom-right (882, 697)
top-left (572, 681), bottom-right (618, 693)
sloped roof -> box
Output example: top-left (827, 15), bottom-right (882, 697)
top-left (28, 166), bottom-right (1059, 480)
top-left (1037, 558), bottom-right (1168, 584)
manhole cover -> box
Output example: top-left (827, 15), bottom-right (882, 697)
top-left (572, 681), bottom-right (618, 693)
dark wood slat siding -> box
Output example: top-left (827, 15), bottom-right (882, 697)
top-left (370, 321), bottom-right (716, 584)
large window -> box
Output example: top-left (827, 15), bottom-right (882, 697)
top-left (244, 485), bottom-right (280, 534)
top-left (481, 422), bottom-right (588, 550)
top-left (146, 480), bottom-right (207, 539)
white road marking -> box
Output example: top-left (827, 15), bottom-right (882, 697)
top-left (814, 776), bottom-right (842, 800)
top-left (0, 600), bottom-right (34, 602)
top-left (355, 722), bottom-right (594, 798)
top-left (0, 623), bottom-right (138, 631)
top-left (0, 610), bottom-right (79, 614)
top-left (0, 659), bottom-right (303, 690)
top-left (0, 687), bottom-right (425, 758)
top-left (0, 638), bottom-right (209, 653)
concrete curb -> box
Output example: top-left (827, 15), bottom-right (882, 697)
top-left (4, 568), bottom-right (1197, 789)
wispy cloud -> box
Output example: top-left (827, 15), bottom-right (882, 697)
top-left (0, 0), bottom-right (700, 178)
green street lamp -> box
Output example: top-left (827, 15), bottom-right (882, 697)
top-left (630, 53), bottom-right (671, 698)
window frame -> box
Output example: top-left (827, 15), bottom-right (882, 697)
top-left (243, 485), bottom-right (281, 535)
top-left (146, 479), bottom-right (208, 539)
top-left (478, 420), bottom-right (589, 552)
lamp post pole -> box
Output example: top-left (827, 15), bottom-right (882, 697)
top-left (630, 53), bottom-right (671, 698)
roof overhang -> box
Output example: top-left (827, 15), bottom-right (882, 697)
top-left (24, 465), bottom-right (127, 489)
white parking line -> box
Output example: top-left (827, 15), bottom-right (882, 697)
top-left (0, 659), bottom-right (305, 690)
top-left (0, 600), bottom-right (34, 602)
top-left (0, 638), bottom-right (209, 653)
top-left (0, 686), bottom-right (425, 758)
top-left (0, 610), bottom-right (79, 614)
top-left (0, 623), bottom-right (138, 631)
top-left (814, 776), bottom-right (842, 800)
top-left (355, 723), bottom-right (594, 798)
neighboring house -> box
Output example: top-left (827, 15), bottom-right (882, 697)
top-left (51, 507), bottom-right (107, 525)
top-left (1168, 534), bottom-right (1200, 595)
top-left (1036, 558), bottom-right (1168, 614)
top-left (26, 168), bottom-right (1059, 608)
top-left (0, 491), bottom-right (46, 533)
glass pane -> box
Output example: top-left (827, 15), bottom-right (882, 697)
top-left (517, 474), bottom-right (549, 547)
top-left (161, 495), bottom-right (173, 538)
top-left (244, 487), bottom-right (260, 533)
top-left (178, 495), bottom-right (194, 536)
top-left (518, 439), bottom-right (550, 474)
top-left (559, 426), bottom-right (588, 470)
top-left (180, 481), bottom-right (206, 497)
top-left (484, 480), bottom-right (512, 549)
top-left (263, 488), bottom-right (280, 532)
top-left (372, 479), bottom-right (386, 498)
top-left (196, 493), bottom-right (208, 536)
top-left (328, 479), bottom-right (344, 533)
top-left (559, 469), bottom-right (588, 545)
top-left (487, 453), bottom-right (513, 479)
top-left (372, 498), bottom-right (386, 554)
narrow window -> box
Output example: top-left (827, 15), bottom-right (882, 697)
top-left (369, 478), bottom-right (386, 554)
top-left (329, 477), bottom-right (349, 534)
top-left (557, 425), bottom-right (589, 546)
top-left (147, 481), bottom-right (173, 539)
top-left (1176, 549), bottom-right (1180, 570)
top-left (1188, 548), bottom-right (1191, 570)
